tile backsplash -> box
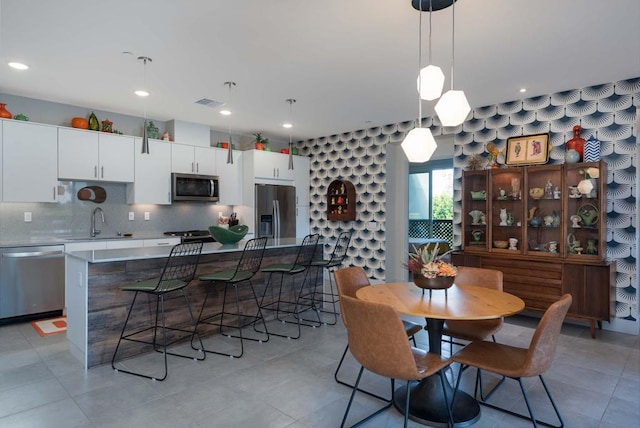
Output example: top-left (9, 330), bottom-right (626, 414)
top-left (0, 181), bottom-right (234, 241)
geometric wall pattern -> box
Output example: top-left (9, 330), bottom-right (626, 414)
top-left (453, 77), bottom-right (639, 325)
top-left (299, 77), bottom-right (638, 327)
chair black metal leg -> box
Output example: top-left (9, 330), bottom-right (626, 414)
top-left (340, 367), bottom-right (393, 428)
top-left (438, 370), bottom-right (454, 428)
top-left (111, 291), bottom-right (140, 370)
top-left (113, 289), bottom-right (205, 381)
top-left (472, 369), bottom-right (564, 428)
top-left (539, 375), bottom-right (565, 428)
top-left (334, 343), bottom-right (392, 402)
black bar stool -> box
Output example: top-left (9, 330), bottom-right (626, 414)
top-left (255, 233), bottom-right (320, 339)
top-left (111, 242), bottom-right (205, 381)
top-left (193, 237), bottom-right (269, 358)
top-left (308, 230), bottom-right (352, 325)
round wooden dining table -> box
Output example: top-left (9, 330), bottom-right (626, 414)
top-left (356, 282), bottom-right (525, 427)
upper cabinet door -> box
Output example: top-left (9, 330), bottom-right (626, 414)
top-left (98, 133), bottom-right (134, 182)
top-left (58, 128), bottom-right (100, 180)
top-left (126, 138), bottom-right (171, 205)
top-left (194, 146), bottom-right (216, 175)
top-left (171, 143), bottom-right (196, 173)
top-left (253, 150), bottom-right (294, 181)
top-left (58, 128), bottom-right (134, 182)
top-left (215, 148), bottom-right (243, 205)
top-left (2, 120), bottom-right (59, 202)
top-left (171, 144), bottom-right (217, 175)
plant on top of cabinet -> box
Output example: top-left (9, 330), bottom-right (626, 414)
top-left (253, 133), bottom-right (270, 151)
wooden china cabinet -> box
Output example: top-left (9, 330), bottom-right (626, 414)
top-left (454, 160), bottom-right (614, 338)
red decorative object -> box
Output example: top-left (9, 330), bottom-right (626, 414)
top-left (101, 119), bottom-right (113, 133)
top-left (0, 103), bottom-right (12, 119)
top-left (566, 125), bottom-right (585, 162)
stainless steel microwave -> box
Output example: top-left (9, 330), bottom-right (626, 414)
top-left (171, 173), bottom-right (219, 202)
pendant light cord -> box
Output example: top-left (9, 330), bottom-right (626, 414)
top-left (428, 0), bottom-right (433, 65)
top-left (451, 0), bottom-right (455, 90)
top-left (417, 0), bottom-right (423, 128)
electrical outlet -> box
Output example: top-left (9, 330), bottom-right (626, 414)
top-left (24, 212), bottom-right (32, 222)
top-left (144, 212), bottom-right (150, 221)
top-left (128, 212), bottom-right (135, 221)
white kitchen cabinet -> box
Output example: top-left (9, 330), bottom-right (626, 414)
top-left (143, 238), bottom-right (180, 247)
top-left (105, 239), bottom-right (144, 249)
top-left (2, 120), bottom-right (59, 202)
top-left (214, 147), bottom-right (243, 205)
top-left (293, 155), bottom-right (310, 206)
top-left (126, 138), bottom-right (171, 205)
top-left (171, 143), bottom-right (216, 175)
top-left (296, 205), bottom-right (310, 237)
top-left (64, 241), bottom-right (107, 251)
top-left (251, 150), bottom-right (295, 181)
top-left (58, 128), bottom-right (134, 182)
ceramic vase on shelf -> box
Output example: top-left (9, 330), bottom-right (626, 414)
top-left (584, 135), bottom-right (601, 162)
top-left (0, 103), bottom-right (12, 119)
top-left (566, 125), bottom-right (585, 162)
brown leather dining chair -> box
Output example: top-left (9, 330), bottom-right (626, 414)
top-left (333, 267), bottom-right (422, 400)
top-left (441, 266), bottom-right (504, 355)
top-left (451, 294), bottom-right (572, 428)
top-left (339, 294), bottom-right (453, 428)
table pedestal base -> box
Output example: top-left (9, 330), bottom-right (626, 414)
top-left (393, 377), bottom-right (480, 427)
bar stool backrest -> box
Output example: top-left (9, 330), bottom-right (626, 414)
top-left (235, 237), bottom-right (268, 276)
top-left (294, 233), bottom-right (321, 268)
top-left (327, 231), bottom-right (353, 266)
top-left (156, 242), bottom-right (204, 293)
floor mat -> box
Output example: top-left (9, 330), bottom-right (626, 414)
top-left (31, 316), bottom-right (67, 336)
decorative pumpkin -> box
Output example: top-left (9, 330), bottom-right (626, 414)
top-left (71, 117), bottom-right (89, 129)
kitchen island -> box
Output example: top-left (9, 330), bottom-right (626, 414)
top-left (65, 238), bottom-right (318, 368)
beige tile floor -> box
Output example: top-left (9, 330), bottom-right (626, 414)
top-left (0, 311), bottom-right (638, 427)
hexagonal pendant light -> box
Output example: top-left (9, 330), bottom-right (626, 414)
top-left (401, 128), bottom-right (438, 162)
top-left (434, 0), bottom-right (470, 127)
top-left (401, 0), bottom-right (438, 163)
top-left (435, 89), bottom-right (470, 126)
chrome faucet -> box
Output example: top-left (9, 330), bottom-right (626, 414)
top-left (91, 207), bottom-right (105, 237)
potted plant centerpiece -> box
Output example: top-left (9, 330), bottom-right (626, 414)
top-left (405, 243), bottom-right (457, 291)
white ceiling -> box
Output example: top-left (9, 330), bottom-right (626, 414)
top-left (1, 0), bottom-right (639, 142)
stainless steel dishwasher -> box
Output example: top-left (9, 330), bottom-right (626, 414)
top-left (0, 245), bottom-right (65, 320)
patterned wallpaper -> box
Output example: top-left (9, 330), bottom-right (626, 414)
top-left (299, 77), bottom-right (639, 327)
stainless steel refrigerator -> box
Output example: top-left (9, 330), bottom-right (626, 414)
top-left (255, 184), bottom-right (296, 239)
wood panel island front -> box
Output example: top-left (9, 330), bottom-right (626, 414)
top-left (65, 238), bottom-right (319, 368)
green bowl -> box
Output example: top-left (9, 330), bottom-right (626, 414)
top-left (208, 224), bottom-right (249, 244)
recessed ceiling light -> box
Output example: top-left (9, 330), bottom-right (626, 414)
top-left (283, 123), bottom-right (293, 129)
top-left (519, 88), bottom-right (527, 93)
top-left (220, 110), bottom-right (231, 116)
top-left (8, 62), bottom-right (29, 70)
top-left (134, 89), bottom-right (150, 97)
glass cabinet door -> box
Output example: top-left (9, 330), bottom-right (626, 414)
top-left (565, 161), bottom-right (606, 261)
top-left (524, 165), bottom-right (563, 257)
top-left (489, 168), bottom-right (524, 253)
top-left (462, 170), bottom-right (488, 252)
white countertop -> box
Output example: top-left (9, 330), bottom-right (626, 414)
top-left (0, 233), bottom-right (171, 249)
top-left (66, 237), bottom-right (306, 263)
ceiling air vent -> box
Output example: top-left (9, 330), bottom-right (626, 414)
top-left (195, 98), bottom-right (224, 108)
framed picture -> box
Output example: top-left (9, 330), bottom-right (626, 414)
top-left (506, 133), bottom-right (550, 165)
